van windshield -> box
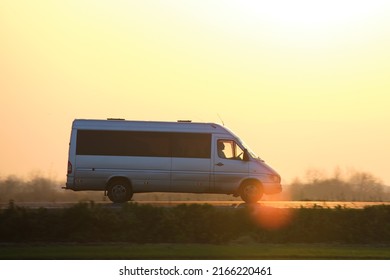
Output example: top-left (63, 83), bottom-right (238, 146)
top-left (237, 138), bottom-right (262, 161)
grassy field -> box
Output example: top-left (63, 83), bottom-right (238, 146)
top-left (1, 243), bottom-right (390, 260)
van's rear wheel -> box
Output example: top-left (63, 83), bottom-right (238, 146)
top-left (107, 179), bottom-right (133, 203)
top-left (240, 181), bottom-right (263, 203)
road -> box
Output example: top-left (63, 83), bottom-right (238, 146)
top-left (1, 200), bottom-right (390, 209)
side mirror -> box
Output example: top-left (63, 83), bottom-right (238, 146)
top-left (243, 149), bottom-right (250, 161)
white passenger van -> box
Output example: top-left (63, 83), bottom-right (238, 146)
top-left (66, 119), bottom-right (282, 203)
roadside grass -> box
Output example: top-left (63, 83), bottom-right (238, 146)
top-left (1, 243), bottom-right (390, 260)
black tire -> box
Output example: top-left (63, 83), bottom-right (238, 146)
top-left (240, 181), bottom-right (263, 203)
top-left (107, 179), bottom-right (133, 203)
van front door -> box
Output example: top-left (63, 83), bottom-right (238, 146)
top-left (213, 138), bottom-right (249, 193)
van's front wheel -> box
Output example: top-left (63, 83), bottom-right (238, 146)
top-left (240, 181), bottom-right (263, 203)
top-left (107, 179), bottom-right (133, 203)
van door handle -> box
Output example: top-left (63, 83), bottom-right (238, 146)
top-left (215, 162), bottom-right (224, 167)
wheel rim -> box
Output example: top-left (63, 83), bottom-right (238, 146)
top-left (242, 183), bottom-right (261, 203)
top-left (111, 184), bottom-right (127, 201)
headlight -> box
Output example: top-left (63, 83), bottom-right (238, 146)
top-left (267, 174), bottom-right (281, 183)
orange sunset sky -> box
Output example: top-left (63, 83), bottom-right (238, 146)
top-left (1, 1), bottom-right (390, 185)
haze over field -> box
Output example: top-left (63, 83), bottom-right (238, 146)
top-left (1, 170), bottom-right (389, 203)
top-left (1, 1), bottom-right (390, 184)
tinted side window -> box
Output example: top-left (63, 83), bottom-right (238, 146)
top-left (128, 131), bottom-right (171, 157)
top-left (172, 133), bottom-right (211, 158)
top-left (76, 130), bottom-right (170, 157)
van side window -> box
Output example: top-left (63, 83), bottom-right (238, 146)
top-left (172, 133), bottom-right (211, 158)
top-left (76, 130), bottom-right (170, 157)
top-left (217, 139), bottom-right (244, 160)
top-left (76, 130), bottom-right (211, 158)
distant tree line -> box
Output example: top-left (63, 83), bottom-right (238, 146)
top-left (0, 169), bottom-right (389, 203)
top-left (288, 169), bottom-right (390, 201)
top-left (0, 175), bottom-right (103, 203)
top-left (0, 175), bottom-right (239, 203)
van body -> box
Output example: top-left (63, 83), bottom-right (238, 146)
top-left (66, 119), bottom-right (282, 203)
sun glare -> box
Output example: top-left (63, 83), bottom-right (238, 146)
top-left (249, 205), bottom-right (294, 231)
top-left (269, 2), bottom-right (359, 26)
top-left (239, 0), bottom-right (385, 27)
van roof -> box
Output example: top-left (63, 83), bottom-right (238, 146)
top-left (72, 119), bottom-right (230, 134)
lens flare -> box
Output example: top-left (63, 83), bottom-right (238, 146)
top-left (248, 204), bottom-right (294, 230)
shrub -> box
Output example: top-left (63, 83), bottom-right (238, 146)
top-left (1, 202), bottom-right (390, 244)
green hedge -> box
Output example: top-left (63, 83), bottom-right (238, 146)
top-left (1, 202), bottom-right (389, 244)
